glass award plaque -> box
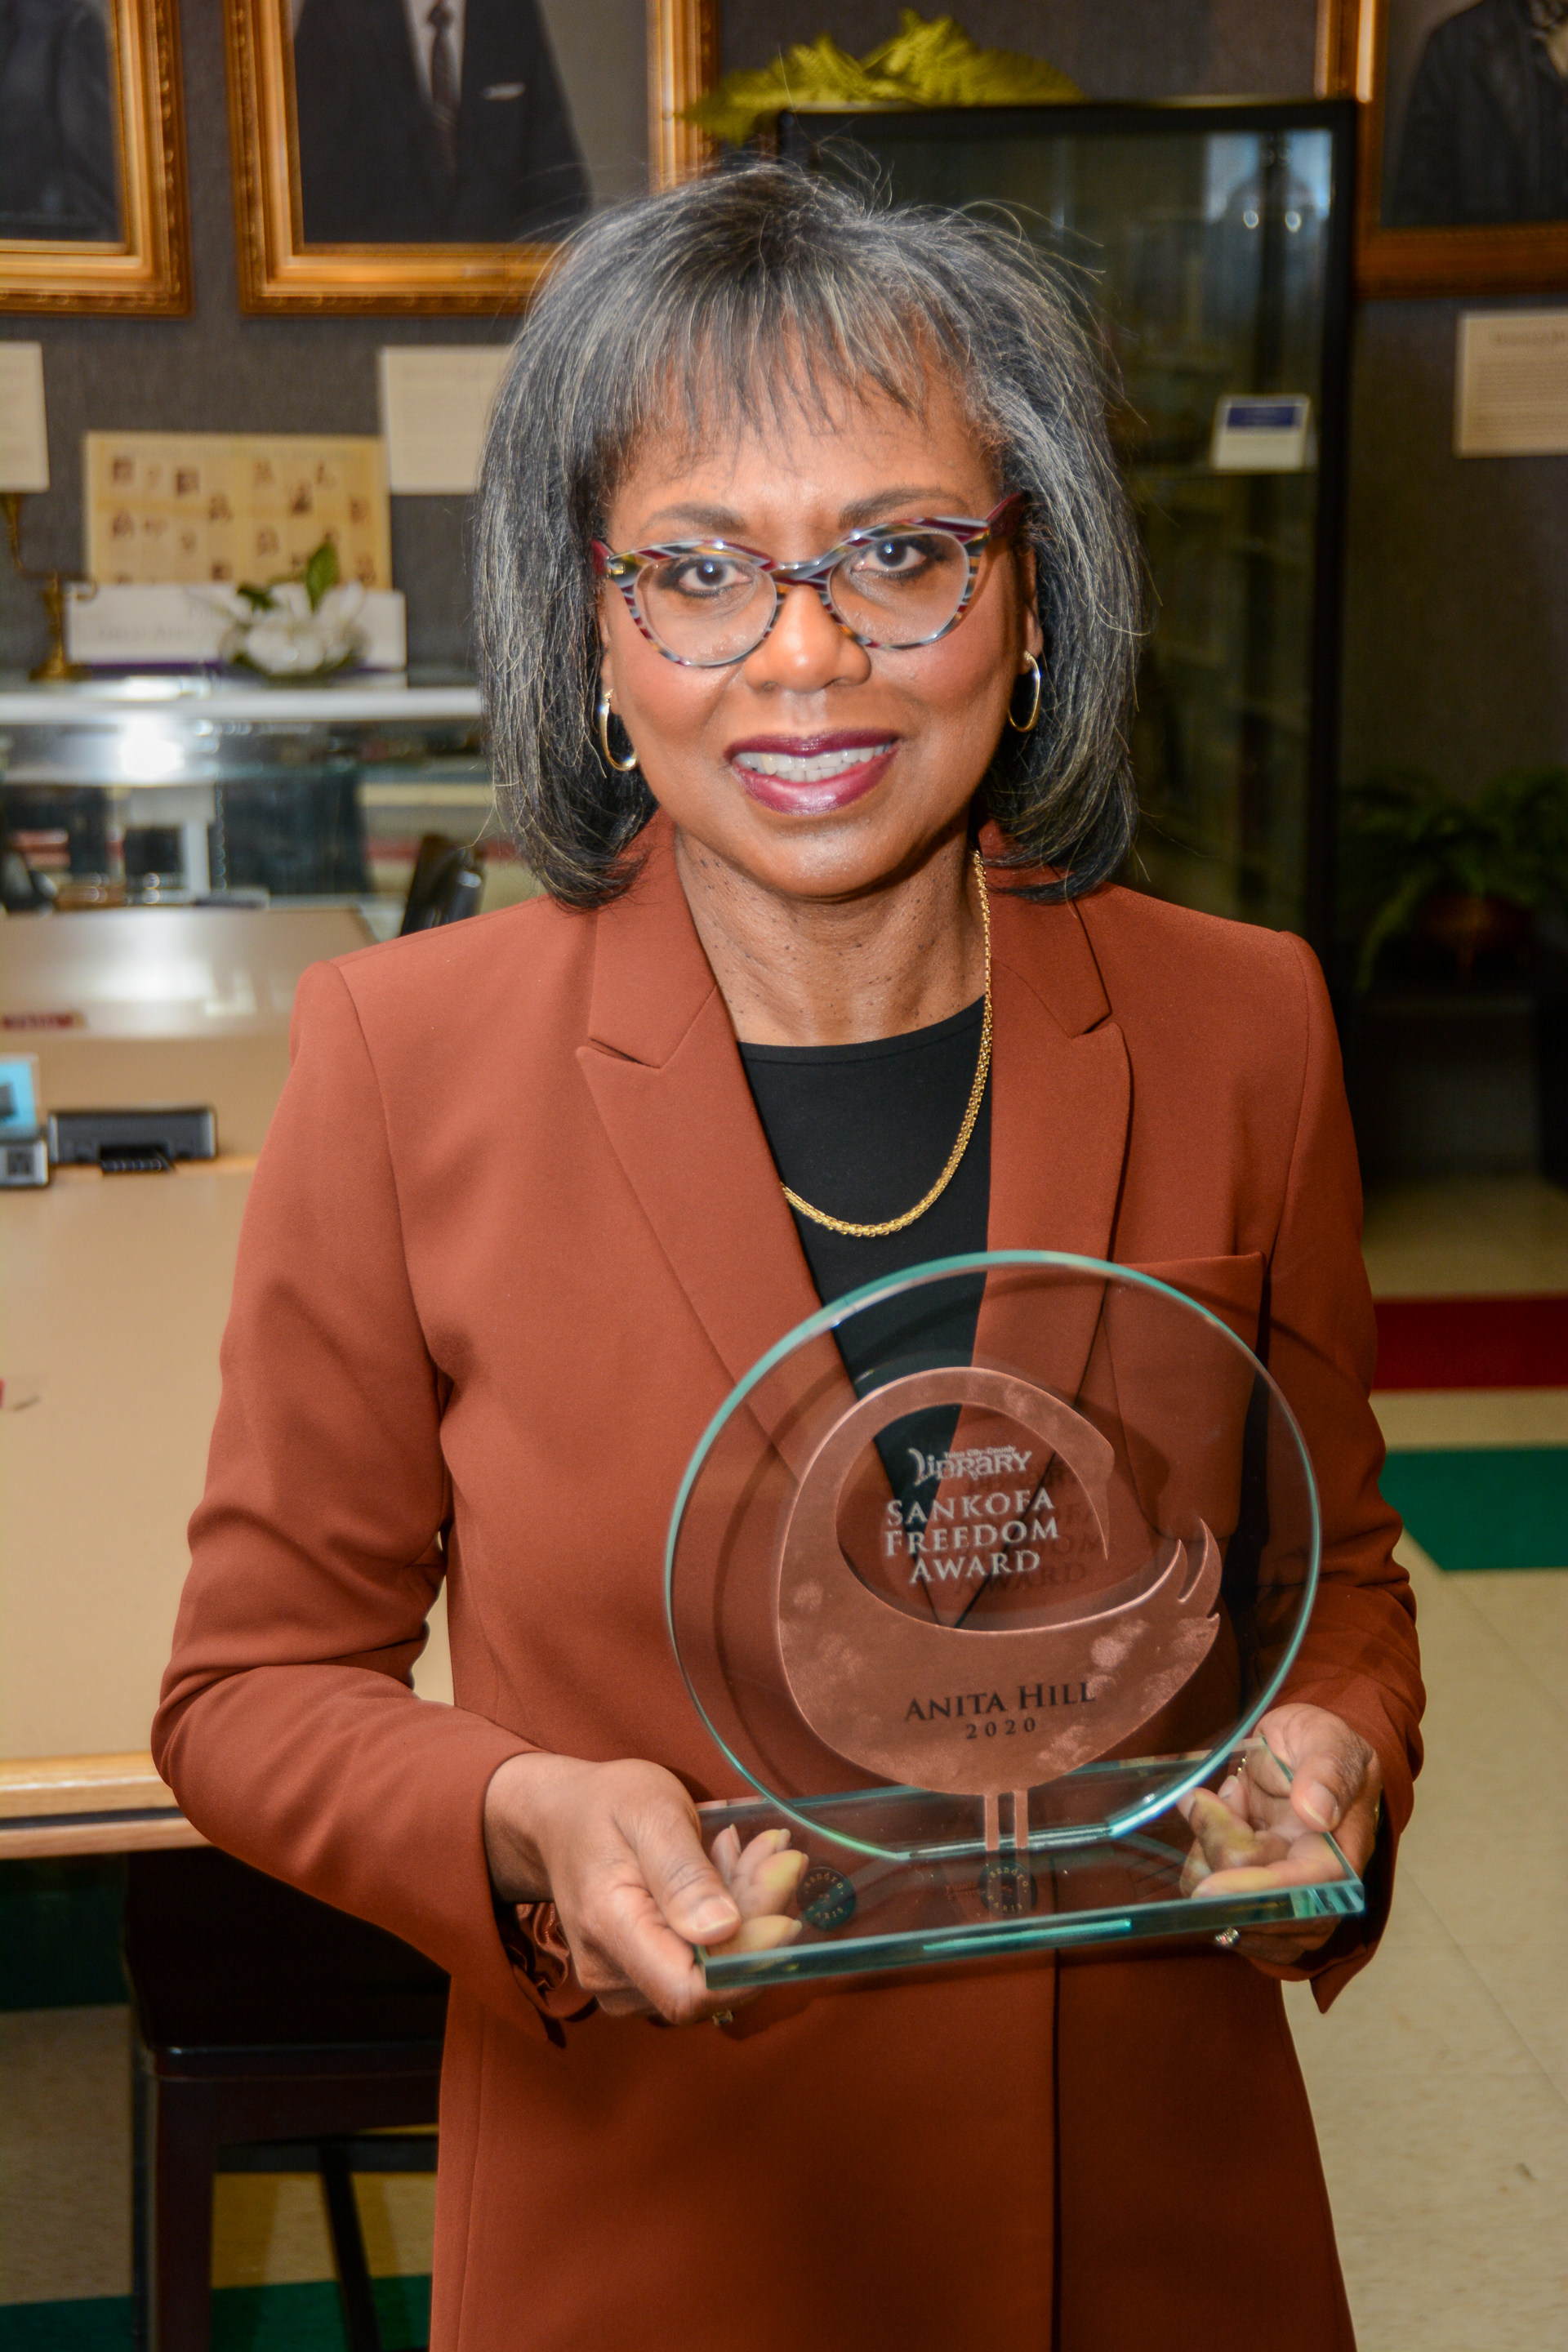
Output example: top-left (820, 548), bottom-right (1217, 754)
top-left (666, 1252), bottom-right (1365, 1989)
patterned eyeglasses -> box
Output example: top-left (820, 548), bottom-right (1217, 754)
top-left (591, 493), bottom-right (1024, 670)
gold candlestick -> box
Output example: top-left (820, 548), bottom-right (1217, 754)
top-left (2, 492), bottom-right (96, 684)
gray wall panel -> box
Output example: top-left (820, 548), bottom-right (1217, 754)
top-left (1341, 298), bottom-right (1568, 792)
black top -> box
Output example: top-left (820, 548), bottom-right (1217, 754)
top-left (739, 1000), bottom-right (991, 1514)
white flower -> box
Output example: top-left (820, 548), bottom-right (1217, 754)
top-left (316, 582), bottom-right (366, 632)
top-left (240, 620), bottom-right (315, 673)
top-left (216, 578), bottom-right (367, 678)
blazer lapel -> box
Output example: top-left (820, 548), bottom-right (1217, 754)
top-left (973, 878), bottom-right (1131, 1404)
top-left (576, 822), bottom-right (823, 1405)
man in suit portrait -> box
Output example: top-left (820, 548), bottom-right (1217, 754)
top-left (0, 0), bottom-right (121, 240)
top-left (292, 0), bottom-right (590, 243)
top-left (1390, 0), bottom-right (1568, 225)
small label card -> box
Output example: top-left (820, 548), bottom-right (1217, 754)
top-left (1456, 311), bottom-right (1568, 456)
top-left (0, 344), bottom-right (50, 493)
top-left (379, 345), bottom-right (511, 494)
top-left (1209, 394), bottom-right (1314, 474)
top-left (65, 583), bottom-right (408, 669)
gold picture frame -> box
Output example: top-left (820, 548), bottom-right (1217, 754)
top-left (1, 0), bottom-right (190, 316)
top-left (1320, 0), bottom-right (1568, 296)
top-left (223, 0), bottom-right (718, 315)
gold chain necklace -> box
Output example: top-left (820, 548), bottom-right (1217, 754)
top-left (782, 848), bottom-right (992, 1241)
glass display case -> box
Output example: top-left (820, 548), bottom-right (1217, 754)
top-left (0, 673), bottom-right (527, 925)
top-left (782, 100), bottom-right (1356, 943)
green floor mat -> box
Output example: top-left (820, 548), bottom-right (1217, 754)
top-left (0, 2278), bottom-right (430, 2352)
top-left (0, 1861), bottom-right (127, 2012)
top-left (1380, 1447), bottom-right (1568, 1570)
top-left (0, 2307), bottom-right (126, 2352)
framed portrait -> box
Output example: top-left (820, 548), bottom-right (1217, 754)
top-left (1322, 0), bottom-right (1568, 292)
top-left (223, 0), bottom-right (717, 314)
top-left (1, 0), bottom-right (190, 314)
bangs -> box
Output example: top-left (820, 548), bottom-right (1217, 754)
top-left (560, 191), bottom-right (978, 515)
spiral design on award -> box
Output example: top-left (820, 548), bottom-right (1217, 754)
top-left (773, 1365), bottom-right (1223, 1856)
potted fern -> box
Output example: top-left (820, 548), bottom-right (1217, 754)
top-left (1339, 766), bottom-right (1568, 989)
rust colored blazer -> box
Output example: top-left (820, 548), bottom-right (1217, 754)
top-left (156, 818), bottom-right (1423, 2352)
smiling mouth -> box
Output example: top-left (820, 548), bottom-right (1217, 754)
top-left (731, 742), bottom-right (896, 785)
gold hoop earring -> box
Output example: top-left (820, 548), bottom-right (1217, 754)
top-left (596, 684), bottom-right (639, 773)
top-left (1005, 652), bottom-right (1042, 734)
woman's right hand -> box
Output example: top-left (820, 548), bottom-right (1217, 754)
top-left (483, 1752), bottom-right (804, 2024)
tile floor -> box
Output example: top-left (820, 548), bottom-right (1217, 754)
top-left (2, 1177), bottom-right (1563, 2348)
top-left (1285, 1171), bottom-right (1567, 2349)
top-left (1360, 1174), bottom-right (1568, 1299)
top-left (1284, 1540), bottom-right (1566, 2349)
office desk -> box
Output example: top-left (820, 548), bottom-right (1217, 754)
top-left (0, 906), bottom-right (373, 1157)
top-left (0, 1157), bottom-right (452, 1857)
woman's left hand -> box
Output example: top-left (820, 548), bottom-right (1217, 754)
top-left (1176, 1703), bottom-right (1383, 1965)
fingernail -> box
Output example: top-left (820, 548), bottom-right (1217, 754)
top-left (689, 1900), bottom-right (740, 1937)
top-left (1301, 1781), bottom-right (1338, 1829)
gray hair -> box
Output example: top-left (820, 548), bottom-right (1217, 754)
top-left (475, 163), bottom-right (1140, 906)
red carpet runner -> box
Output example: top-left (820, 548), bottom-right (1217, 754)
top-left (1373, 1294), bottom-right (1568, 1391)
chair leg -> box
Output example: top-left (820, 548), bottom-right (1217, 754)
top-left (131, 2048), bottom-right (150, 2352)
top-left (145, 2074), bottom-right (220, 2352)
top-left (318, 2141), bottom-right (383, 2352)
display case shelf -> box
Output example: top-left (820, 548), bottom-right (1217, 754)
top-left (0, 670), bottom-right (517, 914)
top-left (0, 675), bottom-right (482, 728)
top-left (785, 98), bottom-right (1355, 945)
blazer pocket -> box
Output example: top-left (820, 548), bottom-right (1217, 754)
top-left (1129, 1252), bottom-right (1266, 1352)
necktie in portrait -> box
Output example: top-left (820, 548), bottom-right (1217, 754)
top-left (427, 0), bottom-right (458, 173)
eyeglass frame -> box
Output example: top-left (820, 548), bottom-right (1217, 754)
top-left (590, 492), bottom-right (1027, 669)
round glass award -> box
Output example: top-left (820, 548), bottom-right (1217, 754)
top-left (666, 1252), bottom-right (1364, 1988)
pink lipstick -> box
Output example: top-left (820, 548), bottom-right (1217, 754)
top-left (726, 730), bottom-right (898, 815)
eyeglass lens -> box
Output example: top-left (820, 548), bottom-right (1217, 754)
top-left (636, 529), bottom-right (973, 663)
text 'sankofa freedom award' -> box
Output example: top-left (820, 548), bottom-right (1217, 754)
top-left (666, 1252), bottom-right (1365, 1988)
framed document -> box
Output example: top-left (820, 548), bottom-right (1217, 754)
top-left (1322, 0), bottom-right (1568, 294)
top-left (222, 0), bottom-right (716, 314)
top-left (83, 431), bottom-right (392, 588)
top-left (0, 0), bottom-right (190, 315)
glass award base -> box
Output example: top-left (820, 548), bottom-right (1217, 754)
top-left (670, 1252), bottom-right (1365, 1993)
top-left (694, 1764), bottom-right (1364, 1991)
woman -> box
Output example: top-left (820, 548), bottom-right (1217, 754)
top-left (156, 167), bottom-right (1423, 2350)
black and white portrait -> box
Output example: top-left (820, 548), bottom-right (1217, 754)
top-left (1383, 0), bottom-right (1568, 225)
top-left (0, 0), bottom-right (122, 241)
top-left (225, 0), bottom-right (681, 310)
top-left (289, 0), bottom-right (590, 243)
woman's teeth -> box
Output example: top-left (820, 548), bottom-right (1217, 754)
top-left (734, 744), bottom-right (893, 784)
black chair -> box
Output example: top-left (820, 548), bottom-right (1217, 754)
top-left (399, 834), bottom-right (485, 934)
top-left (124, 1848), bottom-right (448, 2352)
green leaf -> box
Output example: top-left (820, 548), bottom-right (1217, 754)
top-left (236, 582), bottom-right (275, 610)
top-left (302, 538), bottom-right (341, 611)
top-left (1340, 760), bottom-right (1568, 978)
top-left (1354, 864), bottom-right (1441, 991)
